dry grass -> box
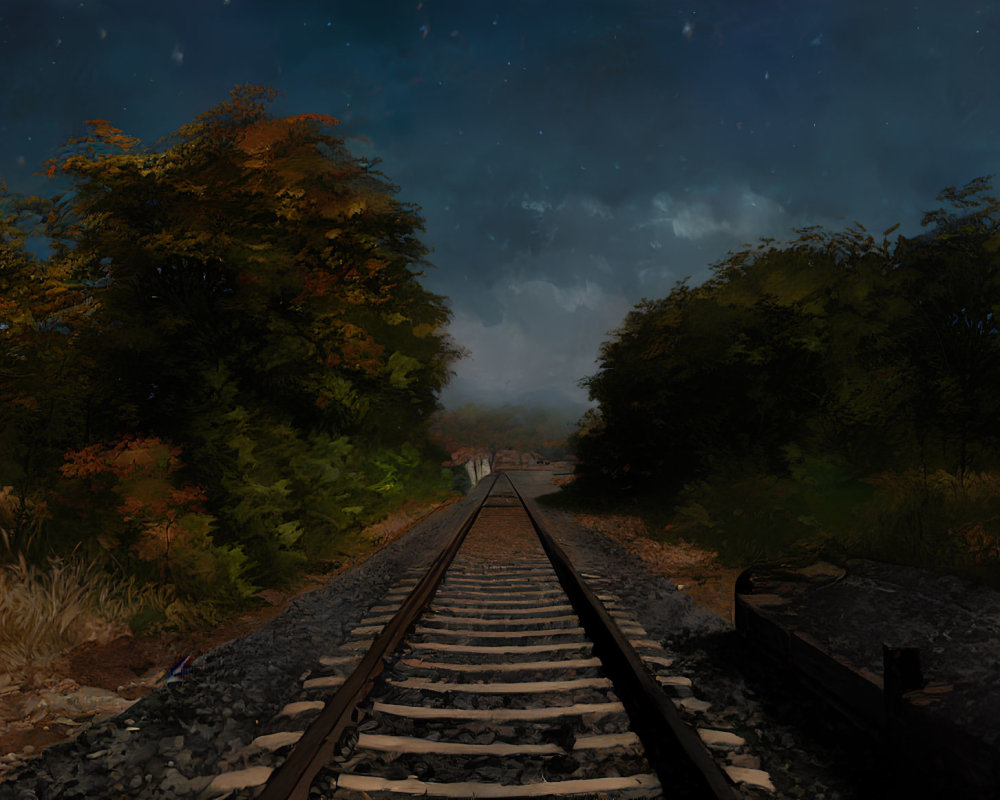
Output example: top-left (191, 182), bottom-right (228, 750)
top-left (0, 553), bottom-right (170, 669)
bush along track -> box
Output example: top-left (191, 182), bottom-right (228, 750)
top-left (0, 84), bottom-right (461, 652)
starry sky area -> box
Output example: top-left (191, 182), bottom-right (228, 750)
top-left (2, 1), bottom-right (999, 408)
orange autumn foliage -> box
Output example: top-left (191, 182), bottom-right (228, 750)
top-left (237, 114), bottom-right (339, 159)
top-left (61, 437), bottom-right (209, 568)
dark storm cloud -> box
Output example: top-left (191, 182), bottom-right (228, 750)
top-left (2, 0), bottom-right (999, 406)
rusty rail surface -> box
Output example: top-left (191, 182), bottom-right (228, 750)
top-left (510, 479), bottom-right (736, 800)
top-left (257, 473), bottom-right (499, 800)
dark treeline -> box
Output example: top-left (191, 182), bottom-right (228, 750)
top-left (0, 86), bottom-right (459, 628)
top-left (571, 177), bottom-right (1000, 580)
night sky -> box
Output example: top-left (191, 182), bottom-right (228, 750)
top-left (2, 1), bottom-right (999, 408)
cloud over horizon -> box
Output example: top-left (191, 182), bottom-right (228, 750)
top-left (440, 277), bottom-right (632, 407)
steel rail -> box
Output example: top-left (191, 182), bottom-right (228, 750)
top-left (257, 472), bottom-right (499, 800)
top-left (508, 474), bottom-right (737, 800)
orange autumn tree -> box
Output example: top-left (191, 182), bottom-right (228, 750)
top-left (32, 84), bottom-right (459, 586)
top-left (46, 84), bottom-right (456, 444)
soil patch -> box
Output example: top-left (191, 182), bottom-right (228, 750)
top-left (571, 512), bottom-right (741, 621)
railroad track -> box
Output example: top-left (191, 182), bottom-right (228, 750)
top-left (215, 473), bottom-right (742, 799)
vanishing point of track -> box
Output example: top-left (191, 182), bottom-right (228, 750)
top-left (244, 473), bottom-right (736, 799)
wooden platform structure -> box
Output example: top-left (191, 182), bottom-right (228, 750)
top-left (734, 559), bottom-right (1000, 799)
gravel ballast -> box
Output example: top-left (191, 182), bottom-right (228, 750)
top-left (0, 471), bottom-right (892, 799)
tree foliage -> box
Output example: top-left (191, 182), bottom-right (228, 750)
top-left (0, 86), bottom-right (459, 612)
top-left (48, 85), bottom-right (455, 443)
top-left (572, 177), bottom-right (1000, 575)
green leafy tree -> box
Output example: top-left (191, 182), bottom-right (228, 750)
top-left (0, 85), bottom-right (460, 605)
top-left (572, 176), bottom-right (1000, 576)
